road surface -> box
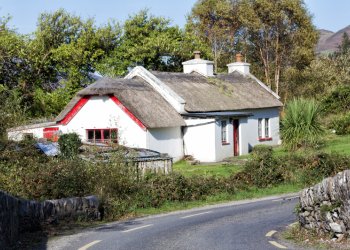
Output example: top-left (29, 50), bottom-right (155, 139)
top-left (46, 194), bottom-right (301, 250)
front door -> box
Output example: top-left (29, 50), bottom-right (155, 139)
top-left (233, 119), bottom-right (239, 156)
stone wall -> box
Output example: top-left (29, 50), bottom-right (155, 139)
top-left (0, 191), bottom-right (100, 249)
top-left (299, 170), bottom-right (350, 239)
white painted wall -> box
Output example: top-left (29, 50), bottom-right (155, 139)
top-left (8, 127), bottom-right (44, 141)
top-left (7, 124), bottom-right (62, 141)
top-left (183, 118), bottom-right (217, 162)
top-left (240, 107), bottom-right (280, 154)
top-left (214, 119), bottom-right (234, 161)
top-left (147, 127), bottom-right (183, 161)
top-left (61, 96), bottom-right (147, 148)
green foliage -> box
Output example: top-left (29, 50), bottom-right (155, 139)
top-left (243, 145), bottom-right (284, 188)
top-left (238, 0), bottom-right (318, 95)
top-left (281, 98), bottom-right (324, 150)
top-left (98, 9), bottom-right (205, 76)
top-left (58, 133), bottom-right (82, 159)
top-left (331, 113), bottom-right (350, 135)
top-left (0, 88), bottom-right (27, 139)
top-left (322, 85), bottom-right (350, 114)
top-left (187, 0), bottom-right (240, 72)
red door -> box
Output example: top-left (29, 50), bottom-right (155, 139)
top-left (43, 127), bottom-right (59, 142)
top-left (233, 119), bottom-right (239, 156)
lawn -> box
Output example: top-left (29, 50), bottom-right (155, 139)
top-left (173, 134), bottom-right (350, 177)
top-left (173, 159), bottom-right (245, 177)
top-left (322, 133), bottom-right (350, 155)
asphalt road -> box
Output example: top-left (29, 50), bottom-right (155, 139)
top-left (46, 194), bottom-right (300, 250)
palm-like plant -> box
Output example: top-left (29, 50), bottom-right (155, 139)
top-left (281, 98), bottom-right (324, 151)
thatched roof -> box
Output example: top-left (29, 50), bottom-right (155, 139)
top-left (152, 71), bottom-right (283, 112)
top-left (55, 77), bottom-right (186, 128)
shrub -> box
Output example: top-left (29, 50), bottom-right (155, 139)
top-left (58, 133), bottom-right (82, 159)
top-left (331, 112), bottom-right (350, 135)
top-left (281, 98), bottom-right (324, 151)
top-left (322, 85), bottom-right (350, 114)
top-left (243, 145), bottom-right (284, 188)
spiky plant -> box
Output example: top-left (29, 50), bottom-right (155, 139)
top-left (281, 98), bottom-right (324, 151)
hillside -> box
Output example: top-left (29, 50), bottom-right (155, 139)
top-left (316, 25), bottom-right (350, 54)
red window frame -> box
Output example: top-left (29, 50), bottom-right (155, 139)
top-left (86, 128), bottom-right (118, 144)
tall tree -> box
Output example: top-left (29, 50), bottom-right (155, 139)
top-left (27, 9), bottom-right (122, 91)
top-left (238, 0), bottom-right (318, 95)
top-left (97, 10), bottom-right (207, 76)
top-left (187, 0), bottom-right (241, 73)
top-left (337, 32), bottom-right (350, 56)
top-left (0, 16), bottom-right (28, 89)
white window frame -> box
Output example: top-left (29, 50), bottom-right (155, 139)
top-left (221, 120), bottom-right (228, 144)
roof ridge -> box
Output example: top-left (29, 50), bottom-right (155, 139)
top-left (125, 66), bottom-right (186, 113)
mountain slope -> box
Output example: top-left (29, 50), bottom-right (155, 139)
top-left (317, 25), bottom-right (350, 54)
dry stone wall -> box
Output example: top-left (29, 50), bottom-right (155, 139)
top-left (299, 170), bottom-right (350, 239)
top-left (0, 190), bottom-right (100, 249)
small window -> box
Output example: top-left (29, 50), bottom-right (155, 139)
top-left (86, 129), bottom-right (118, 143)
top-left (221, 120), bottom-right (228, 144)
top-left (258, 118), bottom-right (263, 138)
top-left (265, 118), bottom-right (270, 138)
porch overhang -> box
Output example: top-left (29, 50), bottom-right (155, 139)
top-left (181, 111), bottom-right (253, 119)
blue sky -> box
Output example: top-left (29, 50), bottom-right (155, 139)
top-left (0, 0), bottom-right (349, 34)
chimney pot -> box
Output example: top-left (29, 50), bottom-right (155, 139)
top-left (236, 53), bottom-right (243, 63)
top-left (194, 51), bottom-right (201, 59)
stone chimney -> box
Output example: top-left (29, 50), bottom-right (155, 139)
top-left (182, 51), bottom-right (214, 77)
top-left (227, 53), bottom-right (250, 75)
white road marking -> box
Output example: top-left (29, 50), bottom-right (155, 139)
top-left (269, 241), bottom-right (288, 249)
top-left (180, 211), bottom-right (212, 219)
top-left (265, 230), bottom-right (277, 237)
top-left (272, 196), bottom-right (299, 202)
top-left (78, 240), bottom-right (101, 250)
top-left (122, 224), bottom-right (153, 233)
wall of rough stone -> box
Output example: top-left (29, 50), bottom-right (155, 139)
top-left (0, 190), bottom-right (100, 249)
top-left (299, 170), bottom-right (350, 239)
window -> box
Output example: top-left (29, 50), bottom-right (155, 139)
top-left (265, 118), bottom-right (270, 138)
top-left (258, 118), bottom-right (263, 138)
top-left (258, 118), bottom-right (272, 141)
top-left (221, 120), bottom-right (228, 144)
top-left (86, 129), bottom-right (118, 143)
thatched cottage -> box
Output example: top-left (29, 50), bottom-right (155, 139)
top-left (8, 52), bottom-right (282, 162)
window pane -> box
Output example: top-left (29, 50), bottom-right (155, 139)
top-left (258, 119), bottom-right (262, 138)
top-left (265, 118), bottom-right (269, 138)
top-left (103, 129), bottom-right (110, 140)
top-left (111, 129), bottom-right (118, 143)
top-left (95, 130), bottom-right (102, 141)
top-left (87, 130), bottom-right (94, 141)
top-left (221, 120), bottom-right (227, 143)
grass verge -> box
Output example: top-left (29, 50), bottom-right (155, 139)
top-left (282, 223), bottom-right (350, 250)
top-left (134, 182), bottom-right (302, 216)
top-left (173, 160), bottom-right (244, 177)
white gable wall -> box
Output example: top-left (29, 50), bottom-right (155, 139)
top-left (147, 127), bottom-right (183, 161)
top-left (60, 96), bottom-right (147, 148)
top-left (183, 119), bottom-right (217, 162)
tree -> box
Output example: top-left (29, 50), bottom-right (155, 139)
top-left (337, 32), bottom-right (350, 55)
top-left (27, 9), bottom-right (122, 91)
top-left (98, 10), bottom-right (207, 76)
top-left (238, 0), bottom-right (318, 95)
top-left (187, 0), bottom-right (241, 73)
top-left (0, 16), bottom-right (28, 89)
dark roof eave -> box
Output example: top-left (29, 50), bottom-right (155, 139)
top-left (181, 112), bottom-right (253, 119)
